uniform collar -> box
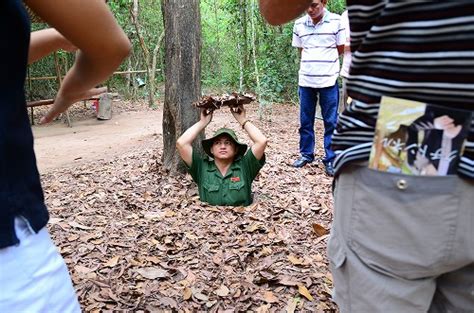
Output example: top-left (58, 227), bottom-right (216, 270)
top-left (206, 159), bottom-right (241, 179)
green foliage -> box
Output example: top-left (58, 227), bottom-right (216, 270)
top-left (327, 0), bottom-right (346, 14)
top-left (200, 0), bottom-right (346, 102)
top-left (27, 0), bottom-right (346, 104)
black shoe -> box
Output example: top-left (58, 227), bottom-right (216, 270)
top-left (292, 157), bottom-right (312, 168)
top-left (325, 162), bottom-right (335, 176)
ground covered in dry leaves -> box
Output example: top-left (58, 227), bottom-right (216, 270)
top-left (41, 103), bottom-right (337, 312)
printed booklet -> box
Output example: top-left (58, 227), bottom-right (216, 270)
top-left (369, 97), bottom-right (472, 175)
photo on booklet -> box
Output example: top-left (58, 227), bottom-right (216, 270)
top-left (369, 97), bottom-right (472, 176)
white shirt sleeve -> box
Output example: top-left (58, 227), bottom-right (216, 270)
top-left (292, 23), bottom-right (302, 48)
top-left (341, 10), bottom-right (350, 44)
top-left (336, 15), bottom-right (346, 46)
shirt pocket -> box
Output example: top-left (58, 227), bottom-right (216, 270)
top-left (203, 183), bottom-right (220, 193)
top-left (228, 181), bottom-right (245, 191)
top-left (227, 181), bottom-right (248, 206)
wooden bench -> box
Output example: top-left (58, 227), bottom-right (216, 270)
top-left (27, 96), bottom-right (100, 127)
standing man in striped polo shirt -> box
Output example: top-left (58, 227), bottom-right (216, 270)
top-left (261, 1), bottom-right (474, 312)
top-left (291, 0), bottom-right (345, 176)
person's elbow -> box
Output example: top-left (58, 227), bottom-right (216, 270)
top-left (258, 136), bottom-right (268, 150)
top-left (95, 34), bottom-right (131, 67)
top-left (176, 137), bottom-right (184, 150)
top-left (112, 35), bottom-right (132, 63)
top-left (176, 137), bottom-right (188, 153)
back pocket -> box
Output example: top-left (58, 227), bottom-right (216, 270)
top-left (348, 169), bottom-right (460, 279)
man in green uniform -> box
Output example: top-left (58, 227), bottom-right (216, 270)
top-left (177, 106), bottom-right (267, 206)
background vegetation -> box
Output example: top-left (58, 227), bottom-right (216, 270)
top-left (27, 0), bottom-right (346, 105)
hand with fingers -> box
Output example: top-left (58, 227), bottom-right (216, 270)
top-left (40, 86), bottom-right (108, 124)
top-left (230, 105), bottom-right (246, 126)
top-left (200, 108), bottom-right (213, 127)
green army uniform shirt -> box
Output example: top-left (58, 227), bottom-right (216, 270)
top-left (187, 150), bottom-right (265, 206)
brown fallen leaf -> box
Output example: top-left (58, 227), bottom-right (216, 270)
top-left (183, 287), bottom-right (192, 301)
top-left (75, 265), bottom-right (93, 275)
top-left (312, 253), bottom-right (324, 262)
top-left (69, 221), bottom-right (93, 230)
top-left (286, 298), bottom-right (298, 313)
top-left (263, 291), bottom-right (279, 304)
top-left (134, 267), bottom-right (169, 280)
top-left (288, 254), bottom-right (304, 266)
top-left (256, 304), bottom-right (271, 313)
top-left (212, 251), bottom-right (223, 265)
top-left (145, 256), bottom-right (161, 264)
top-left (193, 292), bottom-right (209, 302)
top-left (278, 276), bottom-right (299, 287)
top-left (67, 234), bottom-right (79, 242)
top-left (48, 217), bottom-right (63, 225)
top-left (298, 284), bottom-right (314, 301)
top-left (312, 223), bottom-right (328, 237)
top-left (103, 256), bottom-right (119, 268)
top-left (214, 285), bottom-right (230, 297)
top-left (245, 222), bottom-right (267, 233)
top-left (261, 247), bottom-right (272, 256)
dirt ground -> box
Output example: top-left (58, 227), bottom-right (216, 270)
top-left (34, 110), bottom-right (162, 172)
top-left (34, 100), bottom-right (337, 312)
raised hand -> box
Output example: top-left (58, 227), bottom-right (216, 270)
top-left (200, 108), bottom-right (213, 126)
top-left (230, 105), bottom-right (246, 125)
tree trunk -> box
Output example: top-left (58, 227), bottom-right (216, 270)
top-left (130, 4), bottom-right (156, 107)
top-left (239, 0), bottom-right (249, 85)
top-left (148, 31), bottom-right (165, 108)
top-left (162, 0), bottom-right (202, 173)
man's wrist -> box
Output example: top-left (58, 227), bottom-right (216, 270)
top-left (241, 119), bottom-right (251, 129)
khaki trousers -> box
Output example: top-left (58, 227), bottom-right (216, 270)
top-left (328, 164), bottom-right (474, 312)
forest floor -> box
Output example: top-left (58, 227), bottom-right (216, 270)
top-left (32, 99), bottom-right (337, 312)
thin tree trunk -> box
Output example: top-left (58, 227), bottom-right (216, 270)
top-left (237, 40), bottom-right (244, 92)
top-left (149, 32), bottom-right (165, 107)
top-left (212, 0), bottom-right (220, 75)
top-left (130, 2), bottom-right (155, 107)
top-left (250, 0), bottom-right (260, 93)
top-left (126, 57), bottom-right (132, 95)
top-left (162, 0), bottom-right (202, 173)
top-left (239, 0), bottom-right (249, 84)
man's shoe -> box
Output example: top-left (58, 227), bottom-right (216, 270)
top-left (292, 157), bottom-right (312, 168)
top-left (325, 162), bottom-right (335, 176)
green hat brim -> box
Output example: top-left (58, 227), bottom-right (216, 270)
top-left (202, 128), bottom-right (247, 159)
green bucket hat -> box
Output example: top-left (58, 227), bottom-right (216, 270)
top-left (202, 128), bottom-right (248, 159)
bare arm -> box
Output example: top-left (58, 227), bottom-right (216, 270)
top-left (176, 110), bottom-right (213, 167)
top-left (337, 44), bottom-right (344, 56)
top-left (231, 106), bottom-right (267, 160)
top-left (25, 0), bottom-right (131, 124)
top-left (259, 0), bottom-right (312, 25)
top-left (28, 28), bottom-right (76, 64)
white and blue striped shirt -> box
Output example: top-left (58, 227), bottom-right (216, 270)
top-left (292, 10), bottom-right (346, 88)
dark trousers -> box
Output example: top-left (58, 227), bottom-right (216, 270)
top-left (298, 83), bottom-right (339, 164)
